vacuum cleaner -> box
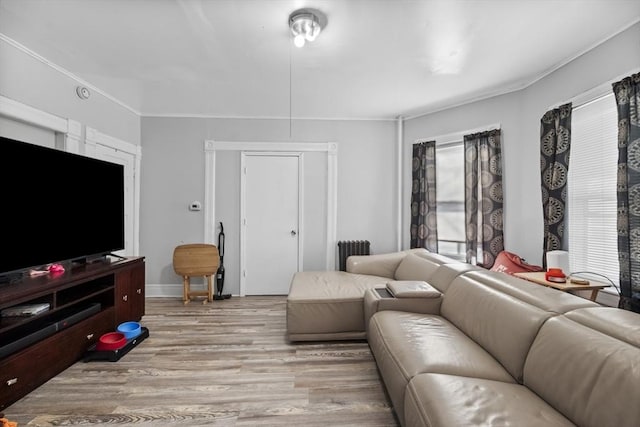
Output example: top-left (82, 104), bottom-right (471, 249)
top-left (215, 222), bottom-right (231, 300)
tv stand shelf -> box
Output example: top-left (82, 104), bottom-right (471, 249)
top-left (0, 256), bottom-right (145, 411)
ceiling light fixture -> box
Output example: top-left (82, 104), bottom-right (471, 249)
top-left (289, 9), bottom-right (325, 48)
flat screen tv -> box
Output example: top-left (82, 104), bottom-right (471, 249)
top-left (1, 136), bottom-right (125, 277)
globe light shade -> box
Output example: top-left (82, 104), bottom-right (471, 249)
top-left (294, 34), bottom-right (306, 48)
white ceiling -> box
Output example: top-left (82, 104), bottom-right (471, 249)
top-left (1, 0), bottom-right (639, 120)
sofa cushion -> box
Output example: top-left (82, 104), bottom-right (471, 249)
top-left (427, 262), bottom-right (481, 293)
top-left (404, 373), bottom-right (574, 427)
top-left (441, 275), bottom-right (552, 382)
top-left (565, 306), bottom-right (640, 346)
top-left (394, 253), bottom-right (443, 282)
top-left (286, 271), bottom-right (388, 340)
top-left (368, 310), bottom-right (514, 426)
top-left (346, 250), bottom-right (409, 278)
top-left (413, 250), bottom-right (462, 265)
top-left (524, 315), bottom-right (640, 427)
top-left (464, 270), bottom-right (598, 313)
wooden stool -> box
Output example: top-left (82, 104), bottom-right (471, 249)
top-left (172, 243), bottom-right (220, 304)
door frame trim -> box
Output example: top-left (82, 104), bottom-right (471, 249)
top-left (204, 140), bottom-right (338, 273)
top-left (86, 126), bottom-right (142, 256)
top-left (240, 152), bottom-right (303, 296)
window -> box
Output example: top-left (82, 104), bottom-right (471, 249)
top-left (567, 93), bottom-right (619, 288)
top-left (421, 124), bottom-right (499, 262)
top-left (436, 142), bottom-right (465, 259)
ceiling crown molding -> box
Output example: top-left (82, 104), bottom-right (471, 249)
top-left (0, 32), bottom-right (141, 117)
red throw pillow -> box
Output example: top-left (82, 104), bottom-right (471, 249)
top-left (490, 251), bottom-right (543, 275)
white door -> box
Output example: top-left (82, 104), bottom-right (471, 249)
top-left (91, 144), bottom-right (136, 257)
top-left (243, 154), bottom-right (301, 295)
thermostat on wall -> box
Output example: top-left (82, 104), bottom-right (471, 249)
top-left (189, 201), bottom-right (202, 211)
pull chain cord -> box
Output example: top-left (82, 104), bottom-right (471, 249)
top-left (570, 271), bottom-right (620, 296)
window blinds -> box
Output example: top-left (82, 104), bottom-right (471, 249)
top-left (436, 142), bottom-right (465, 258)
top-left (567, 93), bottom-right (619, 286)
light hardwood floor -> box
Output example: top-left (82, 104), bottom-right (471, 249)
top-left (7, 297), bottom-right (398, 426)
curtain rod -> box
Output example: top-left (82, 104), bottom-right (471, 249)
top-left (415, 122), bottom-right (501, 146)
top-left (546, 67), bottom-right (640, 112)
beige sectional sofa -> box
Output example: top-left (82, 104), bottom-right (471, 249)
top-left (286, 248), bottom-right (468, 341)
top-left (286, 249), bottom-right (640, 427)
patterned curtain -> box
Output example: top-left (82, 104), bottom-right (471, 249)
top-left (614, 72), bottom-right (640, 313)
top-left (540, 103), bottom-right (572, 267)
top-left (410, 141), bottom-right (438, 251)
top-left (464, 129), bottom-right (503, 268)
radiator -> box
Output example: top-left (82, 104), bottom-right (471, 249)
top-left (337, 240), bottom-right (371, 271)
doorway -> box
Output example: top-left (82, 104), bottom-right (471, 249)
top-left (84, 127), bottom-right (140, 257)
top-left (241, 153), bottom-right (302, 295)
top-left (92, 144), bottom-right (135, 257)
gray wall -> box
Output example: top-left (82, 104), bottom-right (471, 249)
top-left (0, 37), bottom-right (140, 144)
top-left (140, 117), bottom-right (397, 293)
top-left (0, 116), bottom-right (56, 147)
top-left (404, 22), bottom-right (640, 266)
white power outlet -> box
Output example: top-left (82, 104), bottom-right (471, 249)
top-left (189, 201), bottom-right (202, 211)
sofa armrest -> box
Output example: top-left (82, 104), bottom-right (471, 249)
top-left (363, 288), bottom-right (443, 336)
top-left (346, 251), bottom-right (407, 278)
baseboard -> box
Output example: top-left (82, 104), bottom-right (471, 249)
top-left (145, 283), bottom-right (183, 298)
top-left (145, 283), bottom-right (238, 299)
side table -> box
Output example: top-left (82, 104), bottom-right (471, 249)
top-left (514, 272), bottom-right (610, 302)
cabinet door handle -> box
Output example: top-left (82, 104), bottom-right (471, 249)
top-left (7, 378), bottom-right (18, 386)
top-left (123, 295), bottom-right (128, 302)
top-left (87, 333), bottom-right (94, 340)
top-left (136, 288), bottom-right (142, 294)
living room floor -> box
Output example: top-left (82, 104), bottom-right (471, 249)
top-left (7, 296), bottom-right (398, 426)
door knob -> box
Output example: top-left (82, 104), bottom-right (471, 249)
top-left (291, 230), bottom-right (297, 236)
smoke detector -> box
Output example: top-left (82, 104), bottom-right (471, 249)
top-left (76, 86), bottom-right (90, 100)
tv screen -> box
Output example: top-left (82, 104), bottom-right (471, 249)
top-left (1, 136), bottom-right (125, 275)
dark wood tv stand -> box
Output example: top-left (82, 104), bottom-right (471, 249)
top-left (0, 256), bottom-right (145, 410)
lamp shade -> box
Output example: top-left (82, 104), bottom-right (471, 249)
top-left (546, 250), bottom-right (570, 275)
